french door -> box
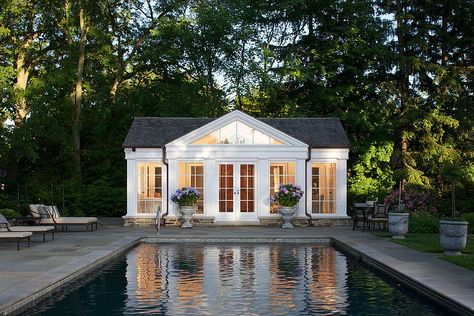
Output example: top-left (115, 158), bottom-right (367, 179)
top-left (217, 162), bottom-right (256, 221)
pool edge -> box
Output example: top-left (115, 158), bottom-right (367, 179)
top-left (1, 238), bottom-right (141, 316)
top-left (332, 238), bottom-right (474, 316)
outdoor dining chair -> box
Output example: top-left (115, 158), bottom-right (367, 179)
top-left (367, 204), bottom-right (389, 231)
top-left (351, 203), bottom-right (372, 231)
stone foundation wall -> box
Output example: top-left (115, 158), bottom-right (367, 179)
top-left (259, 217), bottom-right (351, 227)
top-left (123, 216), bottom-right (215, 227)
top-left (124, 216), bottom-right (351, 227)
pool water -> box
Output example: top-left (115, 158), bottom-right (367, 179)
top-left (26, 243), bottom-right (449, 315)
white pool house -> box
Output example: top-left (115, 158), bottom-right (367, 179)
top-left (122, 110), bottom-right (351, 226)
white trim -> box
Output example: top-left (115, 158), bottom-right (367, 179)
top-left (311, 148), bottom-right (349, 159)
top-left (125, 148), bottom-right (163, 160)
top-left (126, 159), bottom-right (137, 216)
top-left (167, 110), bottom-right (308, 147)
top-left (166, 145), bottom-right (308, 160)
top-left (214, 161), bottom-right (259, 222)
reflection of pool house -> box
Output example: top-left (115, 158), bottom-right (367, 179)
top-left (123, 110), bottom-right (351, 226)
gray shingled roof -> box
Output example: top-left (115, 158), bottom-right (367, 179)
top-left (123, 117), bottom-right (351, 148)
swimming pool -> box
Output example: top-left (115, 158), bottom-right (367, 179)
top-left (26, 243), bottom-right (449, 315)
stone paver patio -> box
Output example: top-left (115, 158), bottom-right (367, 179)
top-left (0, 221), bottom-right (473, 315)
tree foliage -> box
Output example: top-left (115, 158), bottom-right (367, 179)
top-left (0, 0), bottom-right (472, 215)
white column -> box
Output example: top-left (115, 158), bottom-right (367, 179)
top-left (126, 159), bottom-right (137, 216)
top-left (336, 159), bottom-right (348, 216)
top-left (258, 159), bottom-right (270, 216)
top-left (161, 162), bottom-right (168, 215)
top-left (168, 160), bottom-right (179, 217)
top-left (296, 159), bottom-right (306, 217)
top-left (204, 159), bottom-right (216, 217)
top-left (306, 160), bottom-right (313, 217)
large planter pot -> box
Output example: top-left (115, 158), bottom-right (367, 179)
top-left (439, 220), bottom-right (468, 256)
top-left (279, 206), bottom-right (297, 229)
top-left (178, 205), bottom-right (196, 228)
top-left (388, 212), bottom-right (410, 239)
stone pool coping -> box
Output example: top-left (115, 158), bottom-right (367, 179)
top-left (1, 226), bottom-right (473, 315)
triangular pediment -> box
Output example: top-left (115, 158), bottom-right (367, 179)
top-left (166, 110), bottom-right (308, 147)
top-left (192, 120), bottom-right (283, 145)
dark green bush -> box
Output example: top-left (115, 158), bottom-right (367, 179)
top-left (460, 213), bottom-right (474, 234)
top-left (0, 209), bottom-right (21, 220)
top-left (409, 212), bottom-right (439, 233)
top-left (81, 179), bottom-right (126, 217)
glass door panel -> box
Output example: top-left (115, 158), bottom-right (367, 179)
top-left (218, 162), bottom-right (256, 219)
top-left (219, 164), bottom-right (234, 213)
top-left (239, 164), bottom-right (255, 213)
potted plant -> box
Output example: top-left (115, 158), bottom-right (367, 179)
top-left (439, 179), bottom-right (469, 256)
top-left (171, 186), bottom-right (201, 228)
top-left (271, 184), bottom-right (304, 229)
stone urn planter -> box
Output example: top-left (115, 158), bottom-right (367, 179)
top-left (388, 212), bottom-right (410, 239)
top-left (279, 206), bottom-right (297, 229)
top-left (179, 205), bottom-right (197, 228)
top-left (439, 220), bottom-right (468, 256)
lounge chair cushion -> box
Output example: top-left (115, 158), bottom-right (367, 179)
top-left (0, 231), bottom-right (32, 238)
top-left (38, 206), bottom-right (51, 219)
top-left (39, 217), bottom-right (97, 225)
top-left (44, 205), bottom-right (60, 218)
top-left (51, 205), bottom-right (61, 218)
top-left (29, 204), bottom-right (45, 218)
top-left (1, 226), bottom-right (55, 233)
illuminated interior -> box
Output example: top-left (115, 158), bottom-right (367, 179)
top-left (311, 163), bottom-right (336, 214)
top-left (269, 162), bottom-right (296, 213)
top-left (178, 162), bottom-right (205, 213)
top-left (192, 121), bottom-right (283, 145)
top-left (137, 162), bottom-right (162, 213)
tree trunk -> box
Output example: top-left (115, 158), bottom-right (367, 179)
top-left (72, 0), bottom-right (89, 178)
top-left (14, 40), bottom-right (32, 127)
top-left (109, 77), bottom-right (120, 102)
top-left (396, 0), bottom-right (410, 170)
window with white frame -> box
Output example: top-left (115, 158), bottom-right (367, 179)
top-left (137, 162), bottom-right (162, 213)
top-left (178, 162), bottom-right (205, 214)
top-left (311, 163), bottom-right (336, 214)
top-left (192, 121), bottom-right (283, 145)
top-left (269, 162), bottom-right (296, 214)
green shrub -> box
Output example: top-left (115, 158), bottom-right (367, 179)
top-left (409, 212), bottom-right (439, 233)
top-left (460, 213), bottom-right (474, 234)
top-left (0, 209), bottom-right (21, 220)
top-left (81, 179), bottom-right (126, 217)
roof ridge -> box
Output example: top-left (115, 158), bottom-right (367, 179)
top-left (134, 116), bottom-right (340, 120)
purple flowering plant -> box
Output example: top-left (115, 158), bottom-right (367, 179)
top-left (171, 186), bottom-right (201, 206)
top-left (271, 184), bottom-right (304, 207)
top-left (384, 188), bottom-right (435, 213)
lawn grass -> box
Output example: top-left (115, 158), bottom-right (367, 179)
top-left (372, 232), bottom-right (474, 271)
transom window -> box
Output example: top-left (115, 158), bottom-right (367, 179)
top-left (178, 162), bottom-right (205, 214)
top-left (137, 162), bottom-right (162, 214)
top-left (269, 162), bottom-right (296, 213)
top-left (192, 121), bottom-right (283, 145)
top-left (311, 163), bottom-right (336, 214)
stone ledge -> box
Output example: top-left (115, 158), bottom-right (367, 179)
top-left (124, 216), bottom-right (215, 227)
top-left (124, 216), bottom-right (351, 227)
top-left (258, 216), bottom-right (351, 227)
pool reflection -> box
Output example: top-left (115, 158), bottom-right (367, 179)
top-left (27, 243), bottom-right (447, 316)
top-left (126, 244), bottom-right (348, 315)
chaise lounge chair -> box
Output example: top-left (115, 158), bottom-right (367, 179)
top-left (0, 230), bottom-right (32, 250)
top-left (0, 214), bottom-right (55, 242)
top-left (29, 204), bottom-right (98, 232)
